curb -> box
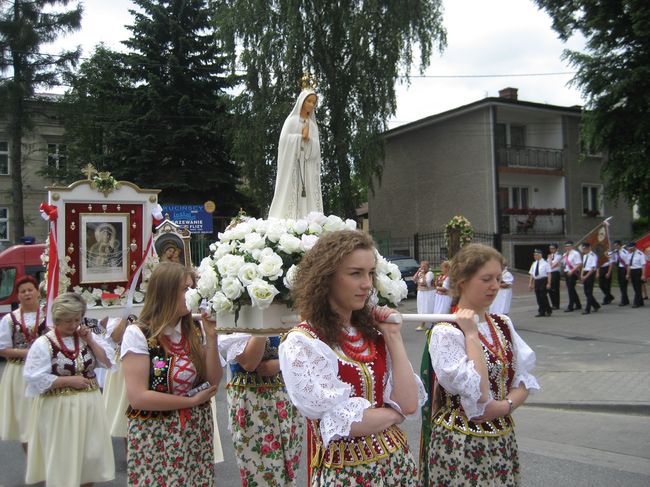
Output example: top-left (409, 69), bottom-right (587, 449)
top-left (525, 402), bottom-right (650, 416)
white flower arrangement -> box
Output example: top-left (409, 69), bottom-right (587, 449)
top-left (188, 212), bottom-right (408, 318)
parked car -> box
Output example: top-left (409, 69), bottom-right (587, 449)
top-left (0, 243), bottom-right (46, 317)
top-left (385, 255), bottom-right (420, 297)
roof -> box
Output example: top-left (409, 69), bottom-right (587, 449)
top-left (385, 96), bottom-right (583, 139)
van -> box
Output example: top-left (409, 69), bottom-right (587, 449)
top-left (0, 243), bottom-right (46, 316)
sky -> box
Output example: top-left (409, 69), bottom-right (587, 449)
top-left (45, 0), bottom-right (587, 128)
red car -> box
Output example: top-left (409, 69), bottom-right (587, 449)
top-left (0, 243), bottom-right (46, 316)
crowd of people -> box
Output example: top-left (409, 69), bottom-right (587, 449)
top-left (0, 231), bottom-right (541, 486)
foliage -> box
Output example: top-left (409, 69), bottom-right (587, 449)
top-left (444, 215), bottom-right (474, 247)
top-left (0, 0), bottom-right (82, 241)
top-left (218, 0), bottom-right (446, 218)
top-left (534, 0), bottom-right (650, 217)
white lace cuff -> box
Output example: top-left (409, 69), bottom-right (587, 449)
top-left (320, 396), bottom-right (370, 447)
top-left (218, 333), bottom-right (251, 364)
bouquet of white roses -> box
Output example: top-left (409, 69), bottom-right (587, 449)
top-left (187, 212), bottom-right (407, 318)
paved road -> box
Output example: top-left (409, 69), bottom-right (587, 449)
top-left (1, 275), bottom-right (648, 486)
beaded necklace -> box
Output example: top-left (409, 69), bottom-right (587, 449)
top-left (478, 314), bottom-right (506, 363)
top-left (339, 328), bottom-right (377, 363)
top-left (54, 328), bottom-right (81, 361)
top-left (18, 307), bottom-right (40, 345)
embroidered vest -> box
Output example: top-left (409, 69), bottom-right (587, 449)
top-left (45, 331), bottom-right (96, 379)
top-left (10, 309), bottom-right (47, 350)
top-left (291, 323), bottom-right (408, 470)
top-left (433, 313), bottom-right (515, 437)
top-left (228, 336), bottom-right (286, 390)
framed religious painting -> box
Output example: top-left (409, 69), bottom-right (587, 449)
top-left (80, 213), bottom-right (129, 284)
top-left (153, 218), bottom-right (192, 267)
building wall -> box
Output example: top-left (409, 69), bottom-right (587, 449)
top-left (499, 172), bottom-right (565, 209)
top-left (369, 107), bottom-right (497, 238)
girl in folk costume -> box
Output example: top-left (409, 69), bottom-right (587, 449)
top-left (432, 261), bottom-right (452, 314)
top-left (219, 334), bottom-right (303, 486)
top-left (121, 262), bottom-right (222, 486)
top-left (279, 230), bottom-right (426, 486)
top-left (489, 265), bottom-right (515, 315)
top-left (23, 292), bottom-right (115, 486)
top-left (0, 276), bottom-right (48, 451)
top-left (420, 244), bottom-right (539, 486)
top-left (414, 261), bottom-right (435, 330)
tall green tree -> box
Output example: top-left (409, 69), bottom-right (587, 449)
top-left (534, 0), bottom-right (650, 216)
top-left (0, 0), bottom-right (81, 242)
top-left (220, 0), bottom-right (446, 217)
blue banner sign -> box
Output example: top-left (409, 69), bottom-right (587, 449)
top-left (162, 205), bottom-right (213, 234)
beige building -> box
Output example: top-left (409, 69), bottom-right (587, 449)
top-left (369, 88), bottom-right (634, 270)
top-left (0, 94), bottom-right (63, 249)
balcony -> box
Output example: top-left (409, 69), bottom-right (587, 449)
top-left (500, 209), bottom-right (565, 235)
top-left (497, 145), bottom-right (564, 170)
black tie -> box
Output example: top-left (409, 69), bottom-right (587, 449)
top-left (535, 261), bottom-right (539, 276)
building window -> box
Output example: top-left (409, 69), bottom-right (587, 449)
top-left (509, 186), bottom-right (529, 209)
top-left (510, 125), bottom-right (526, 147)
top-left (47, 143), bottom-right (67, 169)
top-left (582, 184), bottom-right (603, 216)
top-left (0, 141), bottom-right (9, 175)
top-left (0, 207), bottom-right (8, 241)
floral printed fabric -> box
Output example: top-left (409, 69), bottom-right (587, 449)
top-left (127, 402), bottom-right (214, 486)
top-left (227, 384), bottom-right (303, 487)
top-left (422, 425), bottom-right (520, 486)
top-left (311, 446), bottom-right (420, 487)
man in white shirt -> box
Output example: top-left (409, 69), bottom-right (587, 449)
top-left (613, 240), bottom-right (630, 306)
top-left (529, 249), bottom-right (552, 317)
top-left (547, 243), bottom-right (562, 310)
top-left (626, 241), bottom-right (646, 308)
top-left (598, 250), bottom-right (616, 305)
top-left (580, 242), bottom-right (600, 314)
top-left (562, 240), bottom-right (583, 312)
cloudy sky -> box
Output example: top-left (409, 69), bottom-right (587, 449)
top-left (46, 0), bottom-right (586, 128)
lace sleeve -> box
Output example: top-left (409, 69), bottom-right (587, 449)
top-left (279, 331), bottom-right (370, 447)
top-left (218, 333), bottom-right (252, 364)
top-left (383, 345), bottom-right (427, 419)
top-left (23, 336), bottom-right (57, 397)
top-left (120, 325), bottom-right (149, 360)
top-left (428, 325), bottom-right (489, 419)
top-left (501, 315), bottom-right (541, 392)
top-left (0, 313), bottom-right (13, 349)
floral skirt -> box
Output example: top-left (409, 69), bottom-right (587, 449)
top-left (103, 363), bottom-right (128, 438)
top-left (26, 388), bottom-right (115, 486)
top-left (421, 425), bottom-right (520, 486)
top-left (311, 444), bottom-right (420, 487)
top-left (0, 361), bottom-right (33, 442)
top-left (227, 383), bottom-right (303, 486)
top-left (127, 402), bottom-right (214, 486)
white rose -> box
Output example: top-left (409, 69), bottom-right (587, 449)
top-left (211, 292), bottom-right (234, 314)
top-left (250, 218), bottom-right (269, 235)
top-left (230, 222), bottom-right (253, 240)
top-left (283, 264), bottom-right (299, 290)
top-left (345, 218), bottom-right (357, 230)
top-left (92, 288), bottom-right (103, 298)
top-left (250, 248), bottom-right (263, 261)
top-left (134, 291), bottom-right (145, 303)
top-left (290, 219), bottom-right (308, 235)
top-left (385, 262), bottom-right (401, 281)
top-left (246, 279), bottom-right (280, 309)
top-left (197, 268), bottom-right (219, 297)
top-left (241, 232), bottom-right (266, 251)
top-left (237, 262), bottom-right (261, 286)
top-left (216, 254), bottom-right (245, 277)
top-left (218, 229), bottom-right (235, 242)
top-left (221, 276), bottom-right (244, 301)
top-left (375, 255), bottom-right (391, 275)
top-left (307, 212), bottom-right (327, 225)
top-left (307, 222), bottom-right (323, 235)
top-left (376, 274), bottom-right (407, 305)
top-left (214, 242), bottom-right (235, 259)
top-left (266, 219), bottom-right (288, 243)
top-left (198, 257), bottom-right (214, 275)
top-left (278, 233), bottom-right (302, 254)
top-left (301, 234), bottom-right (319, 251)
top-left (209, 243), bottom-right (217, 252)
top-left (323, 215), bottom-right (346, 232)
top-left (258, 252), bottom-right (284, 280)
top-left (185, 288), bottom-right (202, 312)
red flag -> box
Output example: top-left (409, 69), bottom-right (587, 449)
top-left (636, 233), bottom-right (650, 276)
top-left (578, 219), bottom-right (611, 266)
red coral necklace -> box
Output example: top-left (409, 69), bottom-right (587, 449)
top-left (340, 328), bottom-right (377, 363)
top-left (19, 308), bottom-right (40, 345)
top-left (54, 328), bottom-right (80, 361)
top-left (479, 314), bottom-right (505, 362)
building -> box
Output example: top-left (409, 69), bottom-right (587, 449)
top-left (0, 94), bottom-right (64, 249)
top-left (369, 88), bottom-right (634, 270)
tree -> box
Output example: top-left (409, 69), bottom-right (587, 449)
top-left (219, 0), bottom-right (446, 217)
top-left (0, 0), bottom-right (81, 242)
top-left (534, 0), bottom-right (650, 217)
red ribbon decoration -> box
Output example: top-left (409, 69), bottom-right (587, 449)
top-left (39, 203), bottom-right (59, 328)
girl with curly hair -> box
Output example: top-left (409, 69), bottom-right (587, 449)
top-left (279, 229), bottom-right (425, 486)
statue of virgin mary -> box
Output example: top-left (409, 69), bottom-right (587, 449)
top-left (267, 89), bottom-right (323, 219)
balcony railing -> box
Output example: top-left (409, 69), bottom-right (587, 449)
top-left (497, 145), bottom-right (564, 170)
top-left (500, 212), bottom-right (565, 235)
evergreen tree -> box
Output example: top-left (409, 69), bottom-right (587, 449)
top-left (219, 0), bottom-right (446, 217)
top-left (0, 0), bottom-right (81, 241)
top-left (534, 0), bottom-right (650, 216)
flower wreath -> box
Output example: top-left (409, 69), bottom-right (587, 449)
top-left (444, 215), bottom-right (474, 248)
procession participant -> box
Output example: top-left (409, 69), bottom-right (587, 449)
top-left (528, 249), bottom-right (552, 317)
top-left (626, 242), bottom-right (646, 308)
top-left (219, 334), bottom-right (303, 486)
top-left (433, 260), bottom-right (452, 315)
top-left (562, 240), bottom-right (582, 312)
top-left (547, 243), bottom-right (562, 309)
top-left (420, 243), bottom-right (540, 486)
top-left (0, 276), bottom-right (47, 452)
top-left (598, 250), bottom-right (616, 305)
top-left (121, 262), bottom-right (221, 486)
top-left (279, 230), bottom-right (425, 486)
top-left (413, 260), bottom-right (435, 331)
top-left (489, 264), bottom-right (514, 315)
top-left (613, 240), bottom-right (630, 306)
top-left (23, 292), bottom-right (115, 486)
top-left (580, 242), bottom-right (600, 315)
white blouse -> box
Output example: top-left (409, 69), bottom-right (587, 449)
top-left (218, 333), bottom-right (251, 365)
top-left (23, 333), bottom-right (113, 397)
top-left (428, 315), bottom-right (539, 420)
top-left (0, 310), bottom-right (43, 349)
top-left (279, 328), bottom-right (427, 448)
